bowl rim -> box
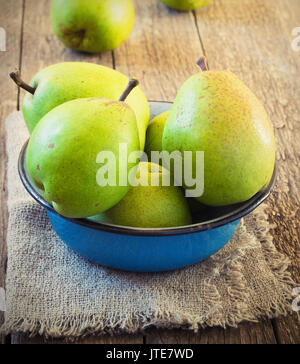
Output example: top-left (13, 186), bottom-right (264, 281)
top-left (18, 140), bottom-right (276, 238)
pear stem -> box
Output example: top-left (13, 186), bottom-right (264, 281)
top-left (9, 71), bottom-right (36, 95)
top-left (196, 56), bottom-right (209, 72)
top-left (119, 78), bottom-right (139, 102)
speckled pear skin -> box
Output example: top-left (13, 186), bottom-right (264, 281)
top-left (163, 71), bottom-right (276, 206)
top-left (160, 0), bottom-right (211, 11)
top-left (91, 162), bottom-right (192, 228)
top-left (51, 0), bottom-right (135, 53)
top-left (144, 110), bottom-right (170, 160)
top-left (26, 98), bottom-right (140, 218)
top-left (23, 62), bottom-right (150, 150)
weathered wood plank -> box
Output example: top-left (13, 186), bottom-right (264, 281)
top-left (114, 0), bottom-right (204, 102)
top-left (0, 0), bottom-right (24, 345)
top-left (145, 321), bottom-right (277, 344)
top-left (272, 315), bottom-right (300, 344)
top-left (12, 333), bottom-right (144, 345)
top-left (258, 0), bottom-right (300, 343)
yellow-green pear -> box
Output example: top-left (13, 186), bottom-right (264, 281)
top-left (144, 110), bottom-right (170, 161)
top-left (163, 57), bottom-right (276, 206)
top-left (10, 62), bottom-right (149, 149)
top-left (26, 80), bottom-right (141, 218)
top-left (160, 0), bottom-right (211, 11)
top-left (51, 0), bottom-right (135, 53)
top-left (90, 162), bottom-right (192, 228)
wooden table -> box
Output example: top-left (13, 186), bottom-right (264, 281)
top-left (0, 0), bottom-right (299, 344)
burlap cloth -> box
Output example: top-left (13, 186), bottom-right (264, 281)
top-left (1, 111), bottom-right (295, 339)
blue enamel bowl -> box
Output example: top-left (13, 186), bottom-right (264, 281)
top-left (18, 102), bottom-right (276, 272)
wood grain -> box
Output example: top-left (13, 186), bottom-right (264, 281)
top-left (0, 0), bottom-right (24, 345)
top-left (114, 0), bottom-right (204, 102)
top-left (272, 315), bottom-right (300, 344)
top-left (145, 321), bottom-right (277, 344)
top-left (11, 334), bottom-right (143, 345)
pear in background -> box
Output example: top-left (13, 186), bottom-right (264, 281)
top-left (91, 162), bottom-right (192, 228)
top-left (10, 62), bottom-right (149, 150)
top-left (163, 57), bottom-right (276, 206)
top-left (160, 0), bottom-right (211, 11)
top-left (51, 0), bottom-right (135, 53)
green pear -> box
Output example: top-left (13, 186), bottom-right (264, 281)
top-left (51, 0), bottom-right (135, 53)
top-left (90, 162), bottom-right (192, 228)
top-left (160, 0), bottom-right (211, 11)
top-left (163, 57), bottom-right (276, 206)
top-left (10, 62), bottom-right (149, 149)
top-left (144, 110), bottom-right (170, 161)
top-left (26, 80), bottom-right (141, 218)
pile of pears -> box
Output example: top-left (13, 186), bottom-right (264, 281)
top-left (11, 57), bottom-right (275, 229)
